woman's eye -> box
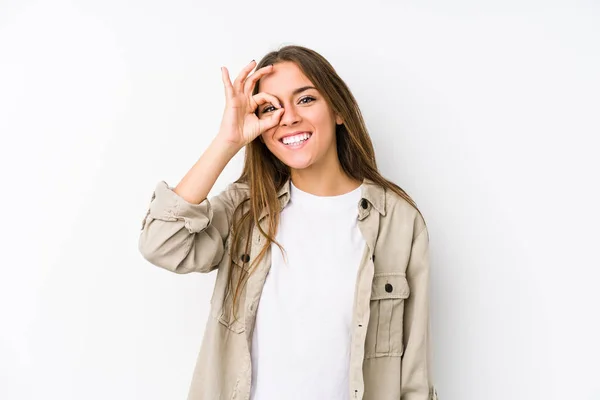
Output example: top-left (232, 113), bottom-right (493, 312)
top-left (262, 105), bottom-right (276, 113)
top-left (299, 96), bottom-right (315, 104)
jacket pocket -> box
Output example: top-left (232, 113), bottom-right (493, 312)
top-left (365, 273), bottom-right (410, 358)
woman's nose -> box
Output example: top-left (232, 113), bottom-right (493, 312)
top-left (279, 106), bottom-right (300, 126)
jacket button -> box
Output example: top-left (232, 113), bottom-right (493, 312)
top-left (240, 254), bottom-right (250, 263)
top-left (361, 199), bottom-right (368, 209)
top-left (385, 283), bottom-right (393, 293)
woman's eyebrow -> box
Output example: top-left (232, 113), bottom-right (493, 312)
top-left (291, 86), bottom-right (317, 96)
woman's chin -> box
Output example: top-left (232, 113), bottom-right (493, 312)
top-left (282, 156), bottom-right (314, 171)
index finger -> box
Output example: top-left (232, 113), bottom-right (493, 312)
top-left (250, 92), bottom-right (282, 114)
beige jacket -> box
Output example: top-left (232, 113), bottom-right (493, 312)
top-left (139, 177), bottom-right (438, 400)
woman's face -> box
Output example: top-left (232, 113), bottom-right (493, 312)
top-left (257, 61), bottom-right (343, 171)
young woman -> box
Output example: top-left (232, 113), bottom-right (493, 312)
top-left (139, 45), bottom-right (438, 400)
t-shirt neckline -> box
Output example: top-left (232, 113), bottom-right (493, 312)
top-left (289, 180), bottom-right (363, 211)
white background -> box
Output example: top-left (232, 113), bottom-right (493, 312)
top-left (1, 1), bottom-right (599, 399)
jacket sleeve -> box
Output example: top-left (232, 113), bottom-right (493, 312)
top-left (138, 180), bottom-right (241, 274)
top-left (401, 221), bottom-right (439, 400)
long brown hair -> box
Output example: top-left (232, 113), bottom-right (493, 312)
top-left (225, 45), bottom-right (425, 322)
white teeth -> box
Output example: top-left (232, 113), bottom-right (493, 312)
top-left (282, 133), bottom-right (311, 145)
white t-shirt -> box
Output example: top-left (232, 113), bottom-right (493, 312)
top-left (250, 180), bottom-right (366, 400)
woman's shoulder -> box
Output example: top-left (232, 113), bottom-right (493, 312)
top-left (225, 180), bottom-right (251, 192)
top-left (381, 185), bottom-right (427, 236)
top-left (219, 180), bottom-right (251, 204)
top-left (384, 188), bottom-right (418, 213)
top-left (361, 178), bottom-right (417, 214)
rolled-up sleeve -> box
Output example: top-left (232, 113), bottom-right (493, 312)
top-left (401, 221), bottom-right (438, 399)
top-left (138, 181), bottom-right (240, 274)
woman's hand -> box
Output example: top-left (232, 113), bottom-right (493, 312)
top-left (217, 60), bottom-right (284, 148)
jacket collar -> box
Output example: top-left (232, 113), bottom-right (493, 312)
top-left (259, 177), bottom-right (386, 221)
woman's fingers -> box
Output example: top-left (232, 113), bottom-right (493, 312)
top-left (243, 64), bottom-right (274, 96)
top-left (221, 67), bottom-right (234, 100)
top-left (223, 61), bottom-right (275, 104)
top-left (233, 60), bottom-right (257, 94)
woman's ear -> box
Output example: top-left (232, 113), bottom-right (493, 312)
top-left (335, 114), bottom-right (344, 125)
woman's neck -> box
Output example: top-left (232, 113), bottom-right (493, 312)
top-left (289, 168), bottom-right (362, 197)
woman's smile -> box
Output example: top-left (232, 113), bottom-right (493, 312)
top-left (280, 132), bottom-right (313, 149)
